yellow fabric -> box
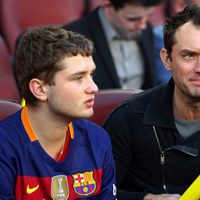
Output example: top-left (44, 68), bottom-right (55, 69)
top-left (179, 175), bottom-right (200, 200)
top-left (21, 98), bottom-right (26, 107)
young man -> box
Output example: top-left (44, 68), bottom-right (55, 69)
top-left (64, 0), bottom-right (162, 90)
top-left (104, 4), bottom-right (200, 200)
top-left (0, 25), bottom-right (117, 199)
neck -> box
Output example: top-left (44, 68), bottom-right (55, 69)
top-left (27, 105), bottom-right (70, 159)
top-left (173, 87), bottom-right (200, 120)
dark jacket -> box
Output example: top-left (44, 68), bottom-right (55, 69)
top-left (104, 79), bottom-right (200, 200)
top-left (64, 7), bottom-right (157, 89)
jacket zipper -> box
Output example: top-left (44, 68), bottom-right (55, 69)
top-left (153, 126), bottom-right (168, 193)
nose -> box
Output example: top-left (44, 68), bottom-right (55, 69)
top-left (134, 17), bottom-right (147, 30)
top-left (194, 56), bottom-right (200, 73)
top-left (194, 65), bottom-right (200, 73)
top-left (86, 77), bottom-right (99, 94)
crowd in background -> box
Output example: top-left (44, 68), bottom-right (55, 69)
top-left (0, 0), bottom-right (190, 101)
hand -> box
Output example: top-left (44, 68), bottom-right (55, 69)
top-left (144, 193), bottom-right (181, 200)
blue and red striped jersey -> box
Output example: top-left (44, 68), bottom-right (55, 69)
top-left (0, 107), bottom-right (117, 199)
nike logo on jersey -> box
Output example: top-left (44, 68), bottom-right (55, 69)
top-left (26, 184), bottom-right (39, 194)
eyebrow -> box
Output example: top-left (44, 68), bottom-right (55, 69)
top-left (181, 49), bottom-right (197, 54)
top-left (69, 69), bottom-right (96, 77)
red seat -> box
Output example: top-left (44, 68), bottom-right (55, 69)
top-left (1, 0), bottom-right (87, 54)
top-left (0, 74), bottom-right (20, 101)
top-left (0, 99), bottom-right (21, 121)
top-left (89, 89), bottom-right (141, 126)
top-left (0, 35), bottom-right (20, 101)
top-left (0, 35), bottom-right (13, 75)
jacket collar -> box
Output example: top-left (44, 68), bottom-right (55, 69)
top-left (143, 79), bottom-right (200, 155)
top-left (89, 7), bottom-right (120, 87)
top-left (143, 78), bottom-right (176, 128)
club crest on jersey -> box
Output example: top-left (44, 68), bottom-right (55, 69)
top-left (51, 175), bottom-right (69, 200)
top-left (72, 171), bottom-right (96, 196)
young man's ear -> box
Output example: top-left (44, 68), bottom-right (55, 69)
top-left (160, 48), bottom-right (172, 71)
top-left (29, 78), bottom-right (48, 101)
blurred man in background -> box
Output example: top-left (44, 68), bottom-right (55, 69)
top-left (64, 0), bottom-right (162, 90)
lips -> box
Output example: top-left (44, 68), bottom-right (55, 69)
top-left (190, 78), bottom-right (200, 86)
top-left (84, 98), bottom-right (95, 108)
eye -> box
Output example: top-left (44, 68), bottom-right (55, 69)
top-left (75, 75), bottom-right (83, 80)
top-left (126, 17), bottom-right (143, 22)
top-left (72, 74), bottom-right (84, 81)
top-left (182, 52), bottom-right (195, 60)
top-left (90, 71), bottom-right (96, 79)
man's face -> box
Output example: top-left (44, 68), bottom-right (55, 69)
top-left (167, 21), bottom-right (200, 99)
top-left (45, 55), bottom-right (98, 120)
top-left (107, 4), bottom-right (155, 38)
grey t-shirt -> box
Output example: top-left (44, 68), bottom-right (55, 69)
top-left (175, 117), bottom-right (200, 139)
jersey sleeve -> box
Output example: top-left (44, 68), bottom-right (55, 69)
top-left (94, 131), bottom-right (117, 200)
top-left (0, 129), bottom-right (16, 199)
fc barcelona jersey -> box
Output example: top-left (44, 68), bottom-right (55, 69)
top-left (0, 107), bottom-right (117, 199)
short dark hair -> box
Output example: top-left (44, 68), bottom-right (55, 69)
top-left (109, 0), bottom-right (162, 10)
top-left (15, 25), bottom-right (94, 106)
top-left (163, 4), bottom-right (200, 58)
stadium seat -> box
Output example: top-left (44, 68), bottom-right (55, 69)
top-left (0, 0), bottom-right (92, 54)
top-left (0, 99), bottom-right (21, 121)
top-left (0, 35), bottom-right (13, 74)
top-left (89, 89), bottom-right (142, 126)
top-left (0, 74), bottom-right (20, 101)
top-left (0, 35), bottom-right (19, 101)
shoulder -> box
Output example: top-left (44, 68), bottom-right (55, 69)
top-left (127, 87), bottom-right (156, 110)
top-left (153, 25), bottom-right (163, 38)
top-left (63, 8), bottom-right (99, 32)
top-left (139, 21), bottom-right (154, 46)
top-left (142, 21), bottom-right (153, 35)
top-left (105, 84), bottom-right (165, 121)
top-left (0, 110), bottom-right (25, 153)
top-left (72, 119), bottom-right (112, 148)
top-left (0, 110), bottom-right (22, 136)
top-left (112, 87), bottom-right (156, 113)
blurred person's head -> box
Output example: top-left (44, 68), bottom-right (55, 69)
top-left (15, 25), bottom-right (95, 107)
top-left (103, 0), bottom-right (162, 38)
top-left (164, 0), bottom-right (200, 18)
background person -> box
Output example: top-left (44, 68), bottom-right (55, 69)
top-left (104, 4), bottom-right (200, 200)
top-left (64, 0), bottom-right (162, 90)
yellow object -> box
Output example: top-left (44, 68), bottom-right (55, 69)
top-left (179, 175), bottom-right (200, 200)
top-left (21, 98), bottom-right (26, 107)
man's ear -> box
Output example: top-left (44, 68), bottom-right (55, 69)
top-left (29, 78), bottom-right (48, 101)
top-left (103, 0), bottom-right (111, 7)
top-left (160, 48), bottom-right (172, 71)
top-left (174, 0), bottom-right (186, 13)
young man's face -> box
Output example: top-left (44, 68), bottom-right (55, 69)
top-left (106, 3), bottom-right (155, 38)
top-left (45, 55), bottom-right (98, 120)
top-left (165, 21), bottom-right (200, 98)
